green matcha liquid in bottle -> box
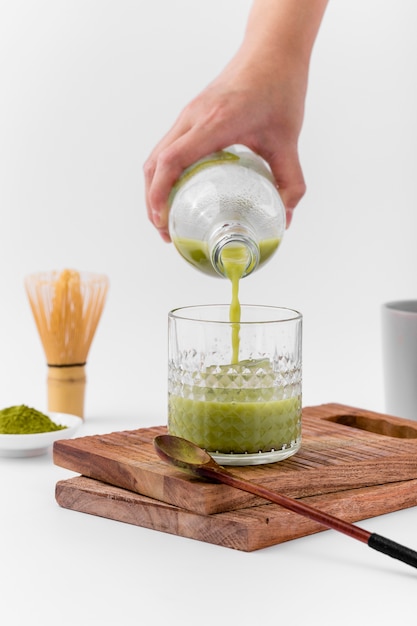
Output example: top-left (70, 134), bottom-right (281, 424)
top-left (168, 145), bottom-right (286, 279)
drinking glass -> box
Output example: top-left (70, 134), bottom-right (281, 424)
top-left (168, 304), bottom-right (302, 465)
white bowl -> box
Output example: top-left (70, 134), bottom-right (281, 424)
top-left (0, 412), bottom-right (83, 458)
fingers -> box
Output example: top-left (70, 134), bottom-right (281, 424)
top-left (267, 148), bottom-right (306, 228)
top-left (145, 139), bottom-right (306, 239)
top-left (144, 125), bottom-right (232, 241)
top-left (144, 118), bottom-right (192, 241)
top-left (144, 84), bottom-right (244, 240)
top-left (144, 135), bottom-right (199, 242)
top-left (144, 97), bottom-right (307, 240)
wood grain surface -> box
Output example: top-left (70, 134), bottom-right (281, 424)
top-left (55, 474), bottom-right (417, 551)
top-left (54, 403), bottom-right (417, 515)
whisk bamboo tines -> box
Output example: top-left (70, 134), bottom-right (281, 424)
top-left (25, 269), bottom-right (109, 418)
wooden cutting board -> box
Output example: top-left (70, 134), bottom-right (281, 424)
top-left (54, 403), bottom-right (417, 515)
top-left (55, 475), bottom-right (417, 551)
top-left (54, 403), bottom-right (417, 551)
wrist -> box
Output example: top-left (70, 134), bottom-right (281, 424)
top-left (239, 0), bottom-right (328, 73)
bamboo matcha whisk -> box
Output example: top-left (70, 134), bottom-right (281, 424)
top-left (25, 269), bottom-right (109, 418)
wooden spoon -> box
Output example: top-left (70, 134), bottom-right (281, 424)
top-left (154, 434), bottom-right (417, 569)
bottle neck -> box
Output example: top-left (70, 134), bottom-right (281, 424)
top-left (209, 223), bottom-right (260, 279)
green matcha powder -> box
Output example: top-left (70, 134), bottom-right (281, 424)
top-left (0, 405), bottom-right (67, 434)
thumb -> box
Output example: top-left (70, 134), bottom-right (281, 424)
top-left (268, 151), bottom-right (306, 227)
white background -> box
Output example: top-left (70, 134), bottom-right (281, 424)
top-left (0, 0), bottom-right (416, 420)
top-left (1, 2), bottom-right (417, 624)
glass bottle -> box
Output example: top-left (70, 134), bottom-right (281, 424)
top-left (168, 145), bottom-right (286, 278)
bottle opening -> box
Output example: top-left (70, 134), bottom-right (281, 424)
top-left (210, 226), bottom-right (260, 279)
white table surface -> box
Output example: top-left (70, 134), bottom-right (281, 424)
top-left (1, 404), bottom-right (416, 626)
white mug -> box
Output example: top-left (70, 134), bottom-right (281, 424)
top-left (381, 300), bottom-right (417, 420)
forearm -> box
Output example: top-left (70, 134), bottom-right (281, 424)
top-left (236, 0), bottom-right (329, 73)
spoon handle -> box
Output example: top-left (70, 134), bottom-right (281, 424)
top-left (201, 465), bottom-right (417, 569)
top-left (368, 533), bottom-right (417, 569)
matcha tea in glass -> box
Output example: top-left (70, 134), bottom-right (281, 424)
top-left (168, 304), bottom-right (302, 466)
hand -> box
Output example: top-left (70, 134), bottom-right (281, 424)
top-left (144, 60), bottom-right (307, 241)
top-left (144, 0), bottom-right (328, 241)
top-left (144, 0), bottom-right (329, 241)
